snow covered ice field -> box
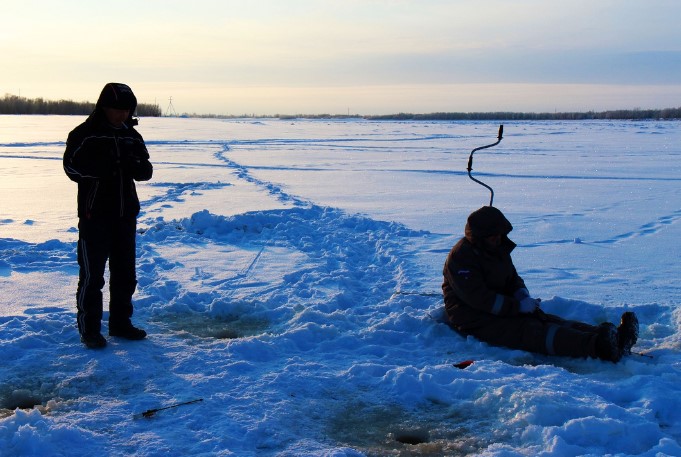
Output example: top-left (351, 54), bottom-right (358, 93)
top-left (0, 115), bottom-right (680, 456)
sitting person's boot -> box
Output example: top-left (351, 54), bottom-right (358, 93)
top-left (81, 331), bottom-right (107, 349)
top-left (595, 323), bottom-right (622, 363)
top-left (109, 320), bottom-right (147, 340)
top-left (617, 311), bottom-right (639, 355)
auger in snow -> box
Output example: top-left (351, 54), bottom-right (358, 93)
top-left (467, 124), bottom-right (504, 207)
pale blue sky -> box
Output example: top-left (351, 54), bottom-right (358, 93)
top-left (2, 0), bottom-right (680, 115)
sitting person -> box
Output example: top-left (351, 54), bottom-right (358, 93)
top-left (442, 205), bottom-right (638, 362)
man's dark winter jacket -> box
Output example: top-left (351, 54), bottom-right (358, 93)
top-left (63, 109), bottom-right (152, 219)
top-left (442, 206), bottom-right (527, 332)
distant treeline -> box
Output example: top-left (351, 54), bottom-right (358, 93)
top-left (198, 107), bottom-right (681, 120)
top-left (3, 93), bottom-right (679, 120)
top-left (364, 107), bottom-right (681, 121)
top-left (0, 94), bottom-right (162, 116)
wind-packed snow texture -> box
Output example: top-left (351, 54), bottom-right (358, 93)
top-left (1, 116), bottom-right (680, 456)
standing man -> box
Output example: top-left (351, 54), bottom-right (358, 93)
top-left (64, 83), bottom-right (153, 349)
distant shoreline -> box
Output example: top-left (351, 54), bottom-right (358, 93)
top-left (1, 94), bottom-right (679, 120)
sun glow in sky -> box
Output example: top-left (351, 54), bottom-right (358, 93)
top-left (3, 0), bottom-right (681, 115)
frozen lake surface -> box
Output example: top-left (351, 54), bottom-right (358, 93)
top-left (0, 115), bottom-right (680, 456)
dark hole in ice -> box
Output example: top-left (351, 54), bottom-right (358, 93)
top-left (156, 313), bottom-right (270, 340)
top-left (394, 429), bottom-right (430, 445)
top-left (1, 389), bottom-right (43, 410)
top-left (328, 403), bottom-right (491, 455)
top-left (211, 328), bottom-right (240, 339)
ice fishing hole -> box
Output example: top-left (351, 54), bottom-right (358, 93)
top-left (328, 403), bottom-right (489, 456)
top-left (157, 313), bottom-right (270, 340)
top-left (1, 389), bottom-right (42, 410)
top-left (0, 388), bottom-right (59, 418)
top-left (393, 428), bottom-right (431, 445)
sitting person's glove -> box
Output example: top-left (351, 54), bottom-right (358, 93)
top-left (515, 287), bottom-right (540, 313)
top-left (519, 296), bottom-right (540, 313)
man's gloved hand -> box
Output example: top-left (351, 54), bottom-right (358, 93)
top-left (121, 151), bottom-right (142, 171)
top-left (121, 141), bottom-right (149, 162)
top-left (118, 141), bottom-right (153, 181)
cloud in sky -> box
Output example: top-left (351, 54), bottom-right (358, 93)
top-left (2, 0), bottom-right (680, 114)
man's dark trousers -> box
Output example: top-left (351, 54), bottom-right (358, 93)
top-left (76, 216), bottom-right (137, 336)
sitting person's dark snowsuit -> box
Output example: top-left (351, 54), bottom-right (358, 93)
top-left (442, 206), bottom-right (638, 362)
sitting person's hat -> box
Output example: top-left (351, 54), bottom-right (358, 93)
top-left (465, 205), bottom-right (513, 238)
